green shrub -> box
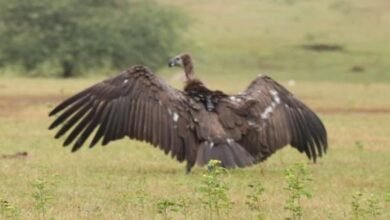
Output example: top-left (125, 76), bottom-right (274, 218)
top-left (156, 198), bottom-right (181, 220)
top-left (31, 176), bottom-right (56, 220)
top-left (245, 182), bottom-right (265, 220)
top-left (198, 160), bottom-right (232, 220)
top-left (0, 0), bottom-right (187, 77)
top-left (284, 163), bottom-right (312, 220)
top-left (351, 192), bottom-right (382, 220)
top-left (0, 198), bottom-right (20, 220)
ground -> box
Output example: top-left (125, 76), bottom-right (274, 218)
top-left (0, 78), bottom-right (389, 219)
top-left (1, 0), bottom-right (389, 219)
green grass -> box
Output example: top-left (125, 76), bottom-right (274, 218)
top-left (1, 0), bottom-right (390, 219)
top-left (0, 77), bottom-right (389, 219)
top-left (157, 0), bottom-right (390, 83)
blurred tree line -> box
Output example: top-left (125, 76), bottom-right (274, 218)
top-left (0, 0), bottom-right (187, 77)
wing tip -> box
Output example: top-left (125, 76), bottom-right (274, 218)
top-left (71, 145), bottom-right (81, 153)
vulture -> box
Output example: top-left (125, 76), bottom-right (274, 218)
top-left (49, 53), bottom-right (327, 172)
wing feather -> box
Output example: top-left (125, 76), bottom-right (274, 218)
top-left (90, 102), bottom-right (112, 147)
top-left (49, 88), bottom-right (93, 116)
top-left (64, 106), bottom-right (95, 148)
top-left (54, 99), bottom-right (93, 139)
top-left (151, 104), bottom-right (159, 146)
top-left (49, 66), bottom-right (198, 165)
top-left (73, 102), bottom-right (107, 151)
top-left (49, 95), bottom-right (91, 129)
top-left (219, 75), bottom-right (327, 163)
top-left (121, 97), bottom-right (130, 139)
top-left (103, 99), bottom-right (120, 145)
top-left (132, 98), bottom-right (141, 139)
top-left (127, 99), bottom-right (136, 139)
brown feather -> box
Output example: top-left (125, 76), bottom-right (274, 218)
top-left (73, 102), bottom-right (107, 151)
top-left (234, 75), bottom-right (327, 162)
top-left (64, 106), bottom-right (95, 148)
top-left (102, 99), bottom-right (119, 145)
top-left (49, 94), bottom-right (91, 129)
top-left (49, 88), bottom-right (92, 116)
top-left (55, 99), bottom-right (93, 139)
top-left (49, 57), bottom-right (327, 172)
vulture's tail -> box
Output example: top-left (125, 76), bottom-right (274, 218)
top-left (196, 141), bottom-right (254, 168)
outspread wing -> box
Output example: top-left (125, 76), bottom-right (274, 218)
top-left (48, 65), bottom-right (198, 165)
top-left (219, 75), bottom-right (327, 163)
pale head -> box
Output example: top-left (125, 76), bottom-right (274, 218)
top-left (168, 53), bottom-right (194, 80)
top-left (168, 53), bottom-right (191, 67)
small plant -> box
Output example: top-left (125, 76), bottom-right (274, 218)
top-left (121, 178), bottom-right (151, 219)
top-left (31, 176), bottom-right (56, 220)
top-left (1, 198), bottom-right (20, 220)
top-left (177, 196), bottom-right (191, 220)
top-left (351, 192), bottom-right (366, 220)
top-left (0, 198), bottom-right (7, 218)
top-left (284, 163), bottom-right (312, 220)
top-left (385, 192), bottom-right (390, 214)
top-left (384, 192), bottom-right (390, 203)
top-left (329, 0), bottom-right (353, 15)
top-left (351, 192), bottom-right (382, 220)
top-left (156, 198), bottom-right (180, 220)
top-left (355, 141), bottom-right (364, 150)
top-left (366, 194), bottom-right (381, 219)
top-left (133, 187), bottom-right (150, 218)
top-left (245, 182), bottom-right (265, 220)
top-left (198, 160), bottom-right (231, 220)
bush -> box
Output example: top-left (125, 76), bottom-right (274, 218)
top-left (0, 0), bottom-right (187, 77)
top-left (198, 160), bottom-right (232, 220)
top-left (284, 163), bottom-right (312, 220)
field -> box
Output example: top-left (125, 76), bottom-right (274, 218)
top-left (1, 0), bottom-right (390, 219)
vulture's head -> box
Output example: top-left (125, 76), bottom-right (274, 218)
top-left (168, 55), bottom-right (183, 67)
top-left (168, 53), bottom-right (191, 68)
top-left (168, 53), bottom-right (195, 80)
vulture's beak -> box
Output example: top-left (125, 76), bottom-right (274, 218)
top-left (168, 56), bottom-right (182, 68)
top-left (168, 60), bottom-right (176, 67)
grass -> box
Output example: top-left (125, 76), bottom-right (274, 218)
top-left (0, 76), bottom-right (389, 219)
top-left (0, 0), bottom-right (389, 219)
top-left (157, 0), bottom-right (390, 83)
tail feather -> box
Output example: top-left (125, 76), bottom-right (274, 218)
top-left (196, 141), bottom-right (254, 168)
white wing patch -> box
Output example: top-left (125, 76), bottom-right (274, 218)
top-left (261, 106), bottom-right (274, 119)
top-left (248, 120), bottom-right (257, 127)
top-left (207, 141), bottom-right (214, 148)
top-left (229, 96), bottom-right (238, 102)
top-left (261, 89), bottom-right (282, 119)
top-left (173, 112), bottom-right (179, 122)
top-left (230, 96), bottom-right (243, 104)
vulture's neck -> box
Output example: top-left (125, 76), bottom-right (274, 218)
top-left (181, 54), bottom-right (207, 91)
top-left (182, 54), bottom-right (195, 81)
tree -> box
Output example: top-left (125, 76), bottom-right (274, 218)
top-left (0, 0), bottom-right (187, 77)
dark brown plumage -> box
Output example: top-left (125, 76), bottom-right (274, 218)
top-left (49, 53), bottom-right (327, 172)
